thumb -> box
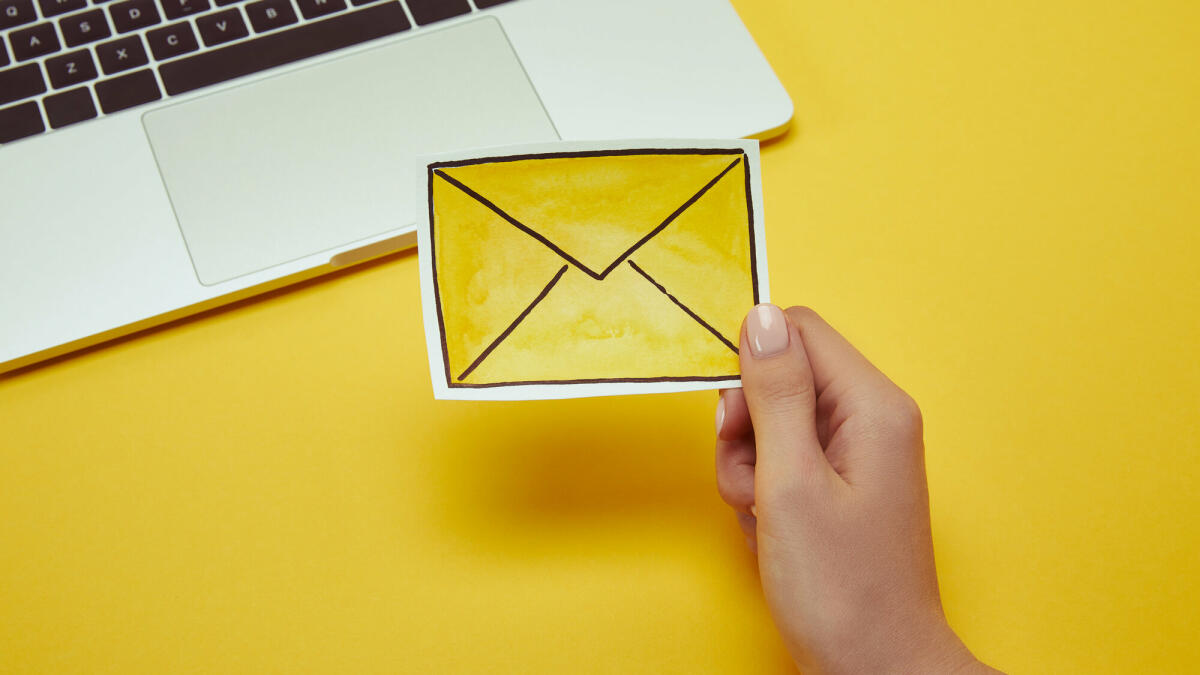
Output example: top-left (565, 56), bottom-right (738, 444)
top-left (739, 304), bottom-right (836, 504)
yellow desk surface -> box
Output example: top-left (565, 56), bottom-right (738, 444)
top-left (3, 2), bottom-right (1198, 672)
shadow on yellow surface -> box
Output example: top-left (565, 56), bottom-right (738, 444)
top-left (420, 394), bottom-right (796, 673)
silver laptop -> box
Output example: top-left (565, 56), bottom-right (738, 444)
top-left (0, 0), bottom-right (791, 374)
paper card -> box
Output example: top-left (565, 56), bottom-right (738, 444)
top-left (416, 139), bottom-right (769, 401)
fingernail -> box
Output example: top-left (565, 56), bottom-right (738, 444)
top-left (749, 504), bottom-right (757, 518)
top-left (715, 395), bottom-right (726, 435)
top-left (747, 304), bottom-right (789, 357)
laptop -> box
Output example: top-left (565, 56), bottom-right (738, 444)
top-left (0, 0), bottom-right (792, 374)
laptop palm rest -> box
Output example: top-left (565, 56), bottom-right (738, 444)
top-left (142, 17), bottom-right (558, 286)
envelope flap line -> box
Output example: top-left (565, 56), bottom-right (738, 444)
top-left (433, 170), bottom-right (606, 279)
top-left (627, 259), bottom-right (739, 355)
top-left (433, 155), bottom-right (744, 281)
top-left (456, 264), bottom-right (571, 382)
top-left (592, 156), bottom-right (744, 279)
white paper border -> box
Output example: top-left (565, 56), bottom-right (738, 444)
top-left (416, 138), bottom-right (768, 401)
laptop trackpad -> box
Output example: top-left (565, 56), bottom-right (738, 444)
top-left (143, 17), bottom-right (557, 286)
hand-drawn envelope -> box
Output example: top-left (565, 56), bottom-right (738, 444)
top-left (420, 143), bottom-right (767, 400)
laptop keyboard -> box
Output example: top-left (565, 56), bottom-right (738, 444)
top-left (0, 0), bottom-right (514, 143)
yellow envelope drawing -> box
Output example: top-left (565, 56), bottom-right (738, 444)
top-left (422, 145), bottom-right (765, 397)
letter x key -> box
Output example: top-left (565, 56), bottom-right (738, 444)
top-left (95, 34), bottom-right (148, 74)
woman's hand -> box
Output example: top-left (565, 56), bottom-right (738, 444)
top-left (715, 305), bottom-right (999, 674)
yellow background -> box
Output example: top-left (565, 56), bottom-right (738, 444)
top-left (2, 1), bottom-right (1198, 672)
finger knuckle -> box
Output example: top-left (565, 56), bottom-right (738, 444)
top-left (784, 305), bottom-right (822, 329)
top-left (715, 461), bottom-right (753, 509)
top-left (878, 390), bottom-right (924, 438)
top-left (756, 476), bottom-right (807, 514)
top-left (715, 470), bottom-right (744, 507)
top-left (750, 369), bottom-right (815, 411)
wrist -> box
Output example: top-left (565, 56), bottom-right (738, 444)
top-left (903, 627), bottom-right (981, 674)
top-left (888, 617), bottom-right (999, 675)
top-left (803, 610), bottom-right (983, 675)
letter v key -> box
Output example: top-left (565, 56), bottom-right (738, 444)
top-left (197, 9), bottom-right (247, 46)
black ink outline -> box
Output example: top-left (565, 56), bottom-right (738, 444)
top-left (429, 165), bottom-right (454, 387)
top-left (626, 260), bottom-right (739, 354)
top-left (429, 147), bottom-right (743, 171)
top-left (432, 155), bottom-right (742, 280)
top-left (449, 375), bottom-right (737, 389)
top-left (427, 149), bottom-right (759, 389)
top-left (744, 157), bottom-right (760, 305)
top-left (457, 265), bottom-right (570, 381)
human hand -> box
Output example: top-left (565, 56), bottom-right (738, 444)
top-left (715, 305), bottom-right (999, 674)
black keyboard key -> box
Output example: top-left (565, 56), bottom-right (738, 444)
top-left (214, 0), bottom-right (243, 5)
top-left (9, 22), bottom-right (60, 60)
top-left (37, 0), bottom-right (84, 17)
top-left (404, 0), bottom-right (468, 25)
top-left (146, 20), bottom-right (197, 59)
top-left (0, 62), bottom-right (45, 104)
top-left (244, 0), bottom-right (294, 32)
top-left (59, 8), bottom-right (111, 45)
top-left (109, 0), bottom-right (158, 32)
top-left (196, 7), bottom-right (246, 46)
top-left (96, 34), bottom-right (147, 73)
top-left (348, 0), bottom-right (379, 6)
top-left (45, 48), bottom-right (97, 86)
top-left (474, 0), bottom-right (513, 6)
top-left (0, 100), bottom-right (43, 141)
top-left (295, 0), bottom-right (341, 19)
top-left (0, 0), bottom-right (37, 29)
top-left (43, 85), bottom-right (96, 127)
top-left (108, 0), bottom-right (158, 32)
top-left (0, 42), bottom-right (7, 67)
top-left (94, 68), bottom-right (159, 111)
top-left (158, 0), bottom-right (207, 20)
top-left (160, 1), bottom-right (408, 95)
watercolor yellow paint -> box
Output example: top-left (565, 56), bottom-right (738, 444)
top-left (429, 151), bottom-right (758, 388)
